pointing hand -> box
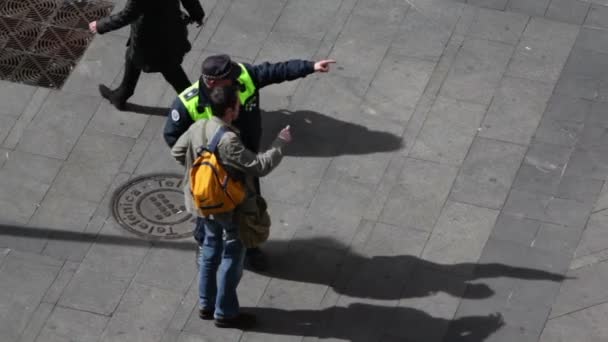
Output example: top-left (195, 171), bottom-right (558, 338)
top-left (278, 125), bottom-right (292, 143)
top-left (314, 59), bottom-right (336, 73)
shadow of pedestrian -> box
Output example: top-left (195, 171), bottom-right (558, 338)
top-left (124, 103), bottom-right (170, 116)
top-left (0, 224), bottom-right (196, 250)
top-left (260, 109), bottom-right (403, 157)
top-left (242, 303), bottom-right (505, 342)
top-left (251, 237), bottom-right (570, 301)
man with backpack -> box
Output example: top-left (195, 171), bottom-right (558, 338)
top-left (171, 85), bottom-right (291, 328)
top-left (164, 54), bottom-right (335, 270)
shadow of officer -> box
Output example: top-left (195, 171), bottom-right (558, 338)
top-left (240, 303), bottom-right (505, 342)
top-left (260, 109), bottom-right (403, 157)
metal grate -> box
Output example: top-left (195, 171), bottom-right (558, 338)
top-left (0, 0), bottom-right (113, 88)
top-left (53, 0), bottom-right (113, 29)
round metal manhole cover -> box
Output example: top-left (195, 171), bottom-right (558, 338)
top-left (111, 173), bottom-right (195, 239)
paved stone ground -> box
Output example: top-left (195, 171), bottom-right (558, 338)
top-left (1, 0), bottom-right (608, 341)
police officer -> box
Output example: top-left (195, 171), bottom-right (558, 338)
top-left (164, 54), bottom-right (335, 270)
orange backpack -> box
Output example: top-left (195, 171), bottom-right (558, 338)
top-left (190, 126), bottom-right (246, 216)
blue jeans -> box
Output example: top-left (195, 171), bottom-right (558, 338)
top-left (194, 216), bottom-right (246, 319)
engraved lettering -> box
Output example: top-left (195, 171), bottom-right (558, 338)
top-left (113, 175), bottom-right (191, 239)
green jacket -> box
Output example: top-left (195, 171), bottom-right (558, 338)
top-left (170, 116), bottom-right (286, 219)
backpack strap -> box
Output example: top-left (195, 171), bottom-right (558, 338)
top-left (207, 125), bottom-right (229, 153)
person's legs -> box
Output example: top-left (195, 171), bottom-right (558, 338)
top-left (214, 219), bottom-right (246, 319)
top-left (115, 56), bottom-right (141, 100)
top-left (198, 218), bottom-right (222, 315)
top-left (160, 63), bottom-right (191, 94)
top-left (99, 55), bottom-right (141, 110)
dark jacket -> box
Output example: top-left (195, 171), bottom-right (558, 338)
top-left (164, 59), bottom-right (315, 149)
top-left (97, 0), bottom-right (204, 72)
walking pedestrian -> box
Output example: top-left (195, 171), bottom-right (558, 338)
top-left (89, 0), bottom-right (205, 110)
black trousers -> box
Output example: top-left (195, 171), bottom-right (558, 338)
top-left (235, 117), bottom-right (262, 195)
top-left (115, 56), bottom-right (191, 101)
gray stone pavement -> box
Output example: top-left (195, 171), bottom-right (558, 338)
top-left (2, 0), bottom-right (608, 341)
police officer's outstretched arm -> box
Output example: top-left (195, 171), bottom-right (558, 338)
top-left (248, 59), bottom-right (335, 89)
top-left (164, 98), bottom-right (195, 147)
top-left (180, 0), bottom-right (205, 25)
top-left (94, 0), bottom-right (141, 34)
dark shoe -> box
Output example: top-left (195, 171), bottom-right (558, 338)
top-left (98, 84), bottom-right (126, 111)
top-left (198, 308), bottom-right (214, 320)
top-left (245, 247), bottom-right (268, 272)
top-left (214, 313), bottom-right (256, 329)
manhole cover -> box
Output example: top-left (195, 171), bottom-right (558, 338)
top-left (0, 0), bottom-right (113, 89)
top-left (111, 173), bottom-right (196, 240)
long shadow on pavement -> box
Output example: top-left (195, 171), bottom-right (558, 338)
top-left (240, 237), bottom-right (570, 341)
top-left (260, 109), bottom-right (403, 157)
top-left (0, 227), bottom-right (568, 341)
top-left (254, 237), bottom-right (569, 301)
top-left (123, 104), bottom-right (170, 116)
top-left (243, 303), bottom-right (505, 342)
top-left (0, 224), bottom-right (196, 250)
top-left (1, 226), bottom-right (569, 302)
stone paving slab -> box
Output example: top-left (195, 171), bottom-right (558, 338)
top-left (61, 34), bottom-right (127, 97)
top-left (4, 0), bottom-right (608, 341)
top-left (467, 7), bottom-right (529, 45)
top-left (410, 96), bottom-right (486, 165)
top-left (390, 9), bottom-right (452, 62)
top-left (550, 261), bottom-right (608, 319)
top-left (2, 88), bottom-right (51, 150)
top-left (0, 82), bottom-right (37, 117)
top-left (0, 116), bottom-right (16, 144)
top-left (422, 201), bottom-right (499, 269)
top-left (479, 76), bottom-right (553, 145)
top-left (15, 92), bottom-right (102, 160)
top-left (541, 301), bottom-right (608, 342)
top-left (19, 302), bottom-right (54, 342)
top-left (545, 0), bottom-right (591, 25)
top-left (35, 306), bottom-right (109, 342)
top-left (364, 52), bottom-right (435, 125)
top-left (512, 141), bottom-right (574, 195)
top-left (0, 251), bottom-right (62, 342)
top-left (450, 137), bottom-right (526, 210)
top-left (379, 157), bottom-right (459, 231)
top-left (506, 0), bottom-right (551, 17)
top-left (100, 283), bottom-right (183, 342)
top-left (506, 17), bottom-right (579, 83)
top-left (439, 38), bottom-right (514, 106)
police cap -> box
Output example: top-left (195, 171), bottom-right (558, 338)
top-left (201, 54), bottom-right (240, 80)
